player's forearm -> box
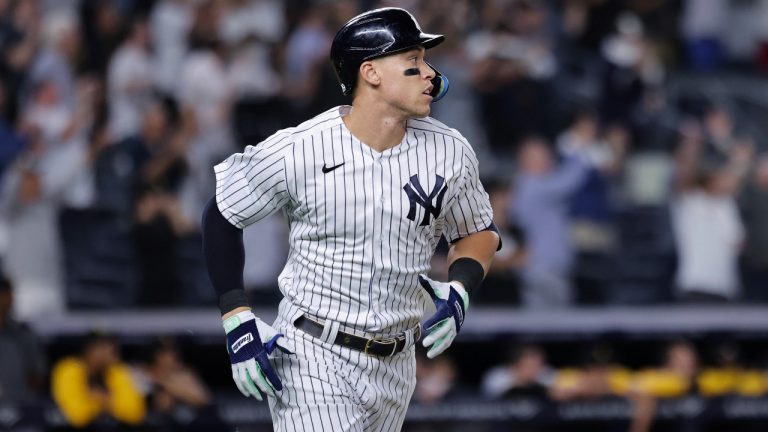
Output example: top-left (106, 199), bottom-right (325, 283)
top-left (201, 196), bottom-right (250, 316)
top-left (448, 230), bottom-right (499, 275)
top-left (445, 230), bottom-right (499, 296)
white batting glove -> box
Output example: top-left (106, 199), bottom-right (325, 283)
top-left (418, 275), bottom-right (469, 359)
top-left (223, 311), bottom-right (294, 400)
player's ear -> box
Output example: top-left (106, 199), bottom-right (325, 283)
top-left (359, 61), bottom-right (381, 88)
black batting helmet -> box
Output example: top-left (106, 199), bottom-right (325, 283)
top-left (330, 8), bottom-right (449, 101)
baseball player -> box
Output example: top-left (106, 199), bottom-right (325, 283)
top-left (202, 7), bottom-right (500, 431)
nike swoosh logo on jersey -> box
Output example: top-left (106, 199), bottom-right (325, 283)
top-left (321, 162), bottom-right (345, 173)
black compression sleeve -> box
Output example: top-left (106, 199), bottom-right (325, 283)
top-left (201, 196), bottom-right (249, 314)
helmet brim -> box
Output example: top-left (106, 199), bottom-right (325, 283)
top-left (364, 33), bottom-right (445, 62)
top-left (420, 34), bottom-right (445, 50)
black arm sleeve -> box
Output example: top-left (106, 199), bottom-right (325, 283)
top-left (202, 196), bottom-right (249, 313)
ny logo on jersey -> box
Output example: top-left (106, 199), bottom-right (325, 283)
top-left (403, 174), bottom-right (447, 226)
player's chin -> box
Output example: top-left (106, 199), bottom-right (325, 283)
top-left (412, 100), bottom-right (432, 118)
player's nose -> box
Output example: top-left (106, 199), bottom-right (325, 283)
top-left (422, 60), bottom-right (436, 80)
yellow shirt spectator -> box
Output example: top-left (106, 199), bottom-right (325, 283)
top-left (698, 368), bottom-right (768, 397)
top-left (50, 333), bottom-right (146, 428)
top-left (631, 369), bottom-right (691, 398)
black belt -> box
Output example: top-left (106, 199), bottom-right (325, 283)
top-left (293, 315), bottom-right (421, 357)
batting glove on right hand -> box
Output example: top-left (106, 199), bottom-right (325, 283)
top-left (419, 274), bottom-right (469, 359)
top-left (223, 310), bottom-right (294, 400)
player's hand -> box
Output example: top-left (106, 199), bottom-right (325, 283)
top-left (223, 310), bottom-right (294, 400)
top-left (418, 274), bottom-right (469, 359)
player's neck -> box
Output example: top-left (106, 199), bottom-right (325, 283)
top-left (343, 100), bottom-right (407, 153)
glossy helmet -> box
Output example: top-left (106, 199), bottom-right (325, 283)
top-left (330, 7), bottom-right (449, 101)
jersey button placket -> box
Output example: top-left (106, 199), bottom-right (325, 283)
top-left (370, 153), bottom-right (383, 326)
top-left (373, 155), bottom-right (383, 246)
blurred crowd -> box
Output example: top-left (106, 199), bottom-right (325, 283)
top-left (4, 274), bottom-right (768, 431)
top-left (1, 275), bottom-right (215, 429)
top-left (416, 340), bottom-right (768, 432)
top-left (4, 0), bottom-right (768, 430)
top-left (1, 0), bottom-right (768, 319)
top-left (0, 272), bottom-right (768, 432)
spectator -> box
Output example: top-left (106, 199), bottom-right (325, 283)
top-left (94, 101), bottom-right (187, 215)
top-left (481, 344), bottom-right (554, 399)
top-left (476, 181), bottom-right (526, 305)
top-left (51, 331), bottom-right (146, 428)
top-left (219, 0), bottom-right (285, 47)
top-left (421, 0), bottom-right (494, 172)
top-left (133, 185), bottom-right (195, 307)
top-left (281, 4), bottom-right (331, 106)
top-left (177, 3), bottom-right (236, 224)
top-left (628, 340), bottom-right (700, 432)
top-left (79, 0), bottom-right (123, 77)
top-left (550, 343), bottom-right (631, 401)
top-left (598, 12), bottom-right (663, 125)
top-left (558, 110), bottom-right (623, 253)
top-left (413, 352), bottom-right (467, 405)
top-left (631, 340), bottom-right (700, 398)
top-left (106, 15), bottom-right (154, 142)
top-left (0, 85), bottom-right (26, 179)
top-left (510, 135), bottom-right (590, 307)
top-left (467, 0), bottom-right (555, 155)
top-left (0, 78), bottom-right (94, 319)
top-left (739, 155), bottom-right (768, 302)
top-left (134, 338), bottom-right (210, 422)
top-left (227, 36), bottom-right (283, 100)
top-left (21, 79), bottom-right (76, 146)
top-left (150, 0), bottom-right (194, 98)
top-left (0, 275), bottom-right (46, 403)
top-left (23, 8), bottom-right (80, 110)
top-left (681, 0), bottom-right (727, 71)
top-left (671, 138), bottom-right (749, 302)
top-left (702, 104), bottom-right (738, 158)
top-left (0, 0), bottom-right (40, 124)
top-left (697, 342), bottom-right (768, 397)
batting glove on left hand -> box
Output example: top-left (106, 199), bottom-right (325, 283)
top-left (419, 274), bottom-right (469, 359)
top-left (223, 310), bottom-right (294, 401)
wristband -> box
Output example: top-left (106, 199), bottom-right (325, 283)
top-left (219, 289), bottom-right (249, 315)
top-left (448, 257), bottom-right (484, 296)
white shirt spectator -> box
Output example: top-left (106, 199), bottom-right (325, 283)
top-left (107, 43), bottom-right (154, 142)
top-left (178, 50), bottom-right (235, 228)
top-left (228, 43), bottom-right (282, 98)
top-left (671, 191), bottom-right (744, 299)
top-left (0, 137), bottom-right (90, 319)
top-left (283, 12), bottom-right (329, 87)
top-left (151, 0), bottom-right (193, 96)
top-left (219, 0), bottom-right (285, 45)
top-left (179, 51), bottom-right (231, 133)
top-left (24, 102), bottom-right (72, 145)
top-left (682, 0), bottom-right (727, 40)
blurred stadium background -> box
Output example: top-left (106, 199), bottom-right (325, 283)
top-left (3, 0), bottom-right (768, 431)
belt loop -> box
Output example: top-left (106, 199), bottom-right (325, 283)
top-left (287, 309), bottom-right (304, 328)
top-left (403, 326), bottom-right (415, 351)
top-left (320, 319), bottom-right (340, 345)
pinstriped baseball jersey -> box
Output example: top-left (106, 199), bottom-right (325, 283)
top-left (214, 105), bottom-right (493, 336)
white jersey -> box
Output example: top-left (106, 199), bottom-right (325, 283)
top-left (214, 105), bottom-right (493, 336)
